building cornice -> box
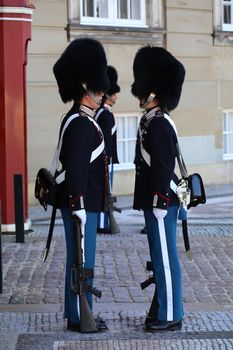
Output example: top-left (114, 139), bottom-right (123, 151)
top-left (67, 24), bottom-right (166, 45)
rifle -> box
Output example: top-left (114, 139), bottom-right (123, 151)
top-left (105, 167), bottom-right (121, 234)
top-left (71, 216), bottom-right (101, 333)
top-left (140, 260), bottom-right (158, 322)
top-left (140, 261), bottom-right (155, 290)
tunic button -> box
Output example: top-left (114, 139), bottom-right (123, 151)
top-left (140, 158), bottom-right (143, 162)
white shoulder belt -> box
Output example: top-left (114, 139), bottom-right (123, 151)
top-left (139, 113), bottom-right (178, 193)
top-left (50, 113), bottom-right (105, 185)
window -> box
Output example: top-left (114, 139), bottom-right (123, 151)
top-left (79, 0), bottom-right (146, 27)
top-left (213, 0), bottom-right (233, 45)
top-left (223, 110), bottom-right (233, 160)
top-left (114, 114), bottom-right (140, 170)
top-left (222, 0), bottom-right (233, 30)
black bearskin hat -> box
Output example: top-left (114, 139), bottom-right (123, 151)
top-left (106, 66), bottom-right (120, 95)
top-left (53, 38), bottom-right (109, 103)
top-left (131, 46), bottom-right (185, 111)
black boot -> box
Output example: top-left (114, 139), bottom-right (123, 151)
top-left (145, 316), bottom-right (156, 325)
top-left (145, 320), bottom-right (182, 332)
top-left (97, 228), bottom-right (110, 234)
top-left (140, 226), bottom-right (147, 234)
top-left (67, 321), bottom-right (80, 332)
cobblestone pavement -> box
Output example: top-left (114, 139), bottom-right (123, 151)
top-left (1, 185), bottom-right (233, 349)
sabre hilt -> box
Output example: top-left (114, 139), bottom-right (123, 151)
top-left (176, 178), bottom-right (191, 209)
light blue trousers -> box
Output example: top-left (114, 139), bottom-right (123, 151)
top-left (144, 206), bottom-right (183, 321)
top-left (61, 208), bottom-right (97, 324)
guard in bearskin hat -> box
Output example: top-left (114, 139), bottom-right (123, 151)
top-left (132, 46), bottom-right (185, 331)
top-left (94, 65), bottom-right (120, 234)
top-left (53, 38), bottom-right (109, 332)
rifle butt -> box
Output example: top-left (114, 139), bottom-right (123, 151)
top-left (109, 209), bottom-right (120, 234)
top-left (79, 294), bottom-right (98, 333)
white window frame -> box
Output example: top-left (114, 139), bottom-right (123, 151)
top-left (222, 0), bottom-right (233, 31)
top-left (223, 110), bottom-right (233, 160)
top-left (79, 0), bottom-right (147, 28)
top-left (114, 113), bottom-right (140, 171)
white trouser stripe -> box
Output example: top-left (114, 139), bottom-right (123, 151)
top-left (157, 217), bottom-right (173, 321)
top-left (77, 295), bottom-right (80, 318)
top-left (100, 212), bottom-right (105, 228)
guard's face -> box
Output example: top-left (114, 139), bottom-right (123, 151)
top-left (81, 91), bottom-right (104, 110)
top-left (110, 93), bottom-right (118, 104)
top-left (139, 93), bottom-right (158, 110)
top-left (139, 97), bottom-right (146, 108)
top-left (106, 93), bottom-right (118, 106)
top-left (94, 91), bottom-right (105, 107)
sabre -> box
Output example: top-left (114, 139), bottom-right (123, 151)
top-left (177, 180), bottom-right (192, 260)
top-left (178, 203), bottom-right (192, 260)
top-left (182, 219), bottom-right (192, 260)
top-left (42, 206), bottom-right (57, 263)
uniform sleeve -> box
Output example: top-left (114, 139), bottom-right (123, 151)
top-left (148, 118), bottom-right (177, 209)
top-left (97, 110), bottom-right (114, 162)
top-left (62, 117), bottom-right (95, 211)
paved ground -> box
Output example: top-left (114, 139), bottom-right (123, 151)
top-left (1, 184), bottom-right (233, 349)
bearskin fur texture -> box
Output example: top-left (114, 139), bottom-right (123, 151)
top-left (107, 66), bottom-right (120, 95)
top-left (131, 46), bottom-right (185, 111)
top-left (53, 38), bottom-right (109, 103)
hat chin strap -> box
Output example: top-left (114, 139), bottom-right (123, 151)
top-left (82, 83), bottom-right (102, 106)
top-left (140, 92), bottom-right (156, 109)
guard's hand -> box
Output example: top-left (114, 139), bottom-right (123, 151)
top-left (72, 209), bottom-right (86, 232)
top-left (153, 208), bottom-right (167, 220)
